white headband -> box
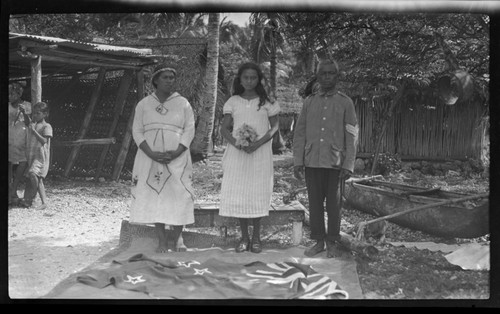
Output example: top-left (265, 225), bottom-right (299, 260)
top-left (152, 67), bottom-right (177, 78)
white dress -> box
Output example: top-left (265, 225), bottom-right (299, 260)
top-left (130, 92), bottom-right (195, 226)
top-left (219, 95), bottom-right (280, 218)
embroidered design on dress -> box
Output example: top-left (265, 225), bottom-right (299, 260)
top-left (146, 162), bottom-right (171, 194)
top-left (156, 104), bottom-right (168, 115)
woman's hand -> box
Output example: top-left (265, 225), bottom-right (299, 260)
top-left (242, 140), bottom-right (261, 154)
top-left (163, 144), bottom-right (187, 163)
top-left (149, 151), bottom-right (168, 164)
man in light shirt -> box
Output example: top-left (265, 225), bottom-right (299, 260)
top-left (293, 59), bottom-right (359, 258)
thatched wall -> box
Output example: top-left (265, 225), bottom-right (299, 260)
top-left (354, 95), bottom-right (487, 160)
top-left (42, 71), bottom-right (139, 177)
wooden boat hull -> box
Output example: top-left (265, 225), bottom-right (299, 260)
top-left (343, 179), bottom-right (489, 238)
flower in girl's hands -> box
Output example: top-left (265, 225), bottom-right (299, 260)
top-left (235, 123), bottom-right (258, 147)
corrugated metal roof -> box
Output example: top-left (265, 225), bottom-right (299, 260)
top-left (9, 32), bottom-right (153, 56)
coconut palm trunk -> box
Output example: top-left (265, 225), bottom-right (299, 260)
top-left (191, 13), bottom-right (220, 160)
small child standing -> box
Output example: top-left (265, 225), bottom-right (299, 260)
top-left (19, 102), bottom-right (53, 210)
top-left (8, 82), bottom-right (32, 205)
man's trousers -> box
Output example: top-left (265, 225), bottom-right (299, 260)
top-left (304, 167), bottom-right (342, 242)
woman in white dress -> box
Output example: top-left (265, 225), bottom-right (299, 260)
top-left (220, 62), bottom-right (280, 253)
top-left (130, 63), bottom-right (196, 253)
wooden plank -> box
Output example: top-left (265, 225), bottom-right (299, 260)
top-left (30, 55), bottom-right (42, 104)
top-left (111, 69), bottom-right (144, 181)
top-left (31, 53), bottom-right (146, 70)
top-left (95, 69), bottom-right (134, 179)
top-left (52, 137), bottom-right (116, 147)
top-left (63, 68), bottom-right (106, 177)
top-left (271, 200), bottom-right (307, 212)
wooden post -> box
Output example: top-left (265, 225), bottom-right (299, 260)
top-left (63, 68), bottom-right (107, 177)
top-left (30, 56), bottom-right (42, 104)
top-left (111, 69), bottom-right (144, 181)
top-left (291, 220), bottom-right (303, 245)
top-left (95, 70), bottom-right (134, 179)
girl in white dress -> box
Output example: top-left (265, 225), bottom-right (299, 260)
top-left (130, 64), bottom-right (196, 253)
top-left (220, 62), bottom-right (280, 253)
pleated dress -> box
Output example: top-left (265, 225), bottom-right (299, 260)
top-left (129, 92), bottom-right (196, 226)
top-left (219, 95), bottom-right (280, 218)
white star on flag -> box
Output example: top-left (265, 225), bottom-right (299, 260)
top-left (193, 268), bottom-right (212, 275)
top-left (178, 261), bottom-right (201, 268)
top-left (123, 275), bottom-right (146, 285)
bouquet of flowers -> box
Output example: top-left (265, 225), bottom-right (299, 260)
top-left (235, 123), bottom-right (258, 147)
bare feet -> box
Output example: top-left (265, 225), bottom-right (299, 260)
top-left (18, 199), bottom-right (32, 208)
top-left (36, 204), bottom-right (47, 210)
top-left (326, 240), bottom-right (347, 258)
top-left (304, 240), bottom-right (325, 257)
top-left (9, 196), bottom-right (20, 206)
top-left (175, 234), bottom-right (187, 252)
top-left (156, 240), bottom-right (170, 253)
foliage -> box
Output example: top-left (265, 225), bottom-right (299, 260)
top-left (9, 13), bottom-right (208, 42)
top-left (366, 152), bottom-right (402, 176)
top-left (282, 12), bottom-right (489, 98)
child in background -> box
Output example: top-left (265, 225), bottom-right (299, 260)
top-left (8, 82), bottom-right (31, 205)
top-left (19, 102), bottom-right (53, 210)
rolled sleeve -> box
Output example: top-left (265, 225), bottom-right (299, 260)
top-left (42, 124), bottom-right (53, 138)
top-left (180, 102), bottom-right (195, 148)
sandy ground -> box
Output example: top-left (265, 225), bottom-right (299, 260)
top-left (7, 179), bottom-right (131, 300)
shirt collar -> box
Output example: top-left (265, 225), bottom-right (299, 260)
top-left (152, 91), bottom-right (180, 103)
top-left (317, 87), bottom-right (338, 97)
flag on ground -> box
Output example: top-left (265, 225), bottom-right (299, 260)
top-left (77, 253), bottom-right (349, 299)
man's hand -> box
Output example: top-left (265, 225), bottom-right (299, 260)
top-left (340, 168), bottom-right (352, 180)
top-left (294, 166), bottom-right (304, 181)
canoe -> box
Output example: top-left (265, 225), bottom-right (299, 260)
top-left (343, 178), bottom-right (489, 239)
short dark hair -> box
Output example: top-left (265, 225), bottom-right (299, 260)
top-left (316, 59), bottom-right (340, 74)
top-left (33, 101), bottom-right (50, 115)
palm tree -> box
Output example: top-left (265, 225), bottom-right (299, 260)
top-left (249, 13), bottom-right (287, 99)
top-left (190, 13), bottom-right (220, 160)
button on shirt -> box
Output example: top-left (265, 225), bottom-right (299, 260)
top-left (293, 89), bottom-right (358, 172)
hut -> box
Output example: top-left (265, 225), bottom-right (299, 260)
top-left (9, 32), bottom-right (159, 180)
top-left (9, 33), bottom-right (226, 180)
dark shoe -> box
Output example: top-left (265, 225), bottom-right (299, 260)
top-left (235, 239), bottom-right (250, 253)
top-left (304, 240), bottom-right (325, 257)
top-left (250, 240), bottom-right (262, 253)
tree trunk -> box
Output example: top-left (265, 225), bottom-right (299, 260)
top-left (190, 13), bottom-right (220, 161)
top-left (269, 31), bottom-right (277, 99)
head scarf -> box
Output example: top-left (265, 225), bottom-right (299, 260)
top-left (151, 64), bottom-right (177, 89)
